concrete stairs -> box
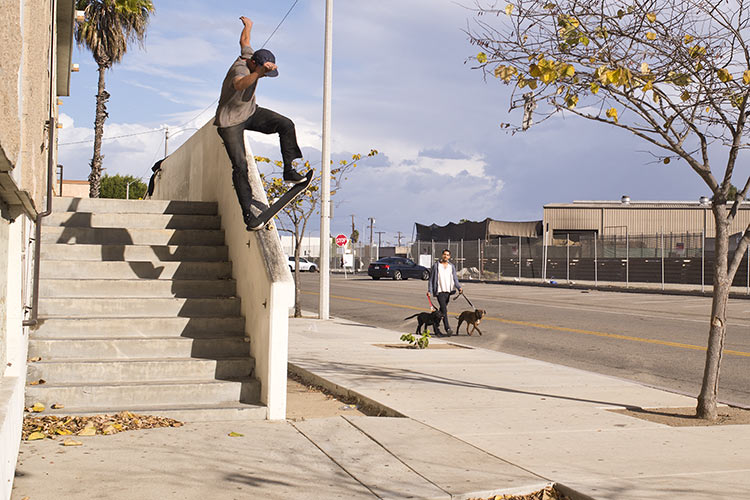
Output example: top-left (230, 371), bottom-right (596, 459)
top-left (25, 197), bottom-right (267, 421)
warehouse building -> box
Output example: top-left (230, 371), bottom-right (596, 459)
top-left (543, 196), bottom-right (750, 240)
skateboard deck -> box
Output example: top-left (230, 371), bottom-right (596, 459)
top-left (246, 171), bottom-right (313, 231)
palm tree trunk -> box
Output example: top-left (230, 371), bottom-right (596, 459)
top-left (696, 206), bottom-right (731, 420)
top-left (89, 64), bottom-right (109, 198)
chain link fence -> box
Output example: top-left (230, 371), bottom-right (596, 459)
top-left (410, 232), bottom-right (750, 291)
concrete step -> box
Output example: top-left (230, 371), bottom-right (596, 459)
top-left (28, 336), bottom-right (250, 360)
top-left (40, 260), bottom-right (232, 280)
top-left (32, 317), bottom-right (245, 339)
top-left (27, 357), bottom-right (254, 384)
top-left (44, 212), bottom-right (222, 230)
top-left (41, 244), bottom-right (229, 262)
top-left (40, 279), bottom-right (237, 298)
top-left (52, 197), bottom-right (218, 215)
top-left (38, 297), bottom-right (241, 318)
top-left (42, 226), bottom-right (225, 246)
top-left (37, 401), bottom-right (267, 422)
top-left (25, 378), bottom-right (261, 408)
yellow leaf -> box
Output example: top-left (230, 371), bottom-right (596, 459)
top-left (606, 107), bottom-right (619, 123)
top-left (54, 428), bottom-right (73, 436)
top-left (62, 439), bottom-right (83, 446)
top-left (680, 90), bottom-right (691, 102)
top-left (476, 52), bottom-right (487, 64)
top-left (27, 431), bottom-right (46, 441)
top-left (228, 432), bottom-right (244, 437)
top-left (684, 34), bottom-right (694, 44)
top-left (590, 82), bottom-right (600, 94)
top-left (717, 68), bottom-right (733, 82)
top-left (640, 62), bottom-right (650, 74)
top-left (28, 357), bottom-right (42, 362)
top-left (505, 4), bottom-right (514, 15)
top-left (78, 424), bottom-right (96, 436)
top-left (528, 79), bottom-right (538, 90)
top-left (663, 158), bottom-right (671, 165)
top-left (646, 32), bottom-right (657, 41)
top-left (646, 12), bottom-right (656, 23)
top-left (706, 106), bottom-right (711, 113)
top-left (30, 403), bottom-right (45, 413)
top-left (642, 80), bottom-right (653, 92)
top-left (743, 70), bottom-right (750, 85)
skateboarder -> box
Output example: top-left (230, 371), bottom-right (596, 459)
top-left (214, 16), bottom-right (308, 229)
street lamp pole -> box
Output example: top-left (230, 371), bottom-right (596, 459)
top-left (319, 0), bottom-right (333, 320)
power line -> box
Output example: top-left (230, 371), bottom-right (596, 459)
top-left (59, 128), bottom-right (162, 146)
top-left (261, 0), bottom-right (301, 49)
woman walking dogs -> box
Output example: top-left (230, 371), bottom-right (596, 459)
top-left (428, 249), bottom-right (463, 336)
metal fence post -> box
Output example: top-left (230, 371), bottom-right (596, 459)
top-left (478, 239), bottom-right (482, 280)
top-left (566, 233), bottom-right (570, 283)
top-left (518, 236), bottom-right (522, 279)
top-left (626, 230), bottom-right (630, 287)
top-left (460, 238), bottom-right (464, 273)
top-left (746, 246), bottom-right (749, 295)
top-left (498, 237), bottom-right (502, 279)
top-left (594, 235), bottom-right (598, 287)
top-left (661, 232), bottom-right (665, 290)
top-left (431, 239), bottom-right (435, 263)
top-left (701, 230), bottom-right (705, 293)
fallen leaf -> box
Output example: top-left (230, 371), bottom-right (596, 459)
top-left (228, 432), bottom-right (244, 437)
top-left (77, 423), bottom-right (96, 436)
top-left (102, 425), bottom-right (117, 435)
top-left (51, 404), bottom-right (64, 409)
top-left (61, 439), bottom-right (83, 447)
top-left (28, 357), bottom-right (42, 362)
top-left (27, 431), bottom-right (46, 441)
top-left (29, 379), bottom-right (46, 386)
top-left (30, 403), bottom-right (45, 413)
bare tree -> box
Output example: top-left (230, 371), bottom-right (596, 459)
top-left (257, 150), bottom-right (378, 317)
top-left (467, 0), bottom-right (750, 420)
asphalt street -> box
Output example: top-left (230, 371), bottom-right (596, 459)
top-left (296, 272), bottom-right (750, 408)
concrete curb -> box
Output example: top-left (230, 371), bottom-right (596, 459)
top-left (287, 362), bottom-right (405, 418)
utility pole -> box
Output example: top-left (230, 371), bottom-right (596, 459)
top-left (397, 231), bottom-right (403, 246)
top-left (350, 214), bottom-right (356, 240)
top-left (368, 217), bottom-right (375, 247)
top-left (164, 126), bottom-right (169, 157)
top-left (319, 0), bottom-right (334, 320)
top-left (375, 231), bottom-right (385, 249)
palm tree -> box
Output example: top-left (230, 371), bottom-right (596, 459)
top-left (75, 0), bottom-right (155, 198)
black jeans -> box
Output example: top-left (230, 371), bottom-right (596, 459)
top-left (217, 107), bottom-right (303, 218)
top-left (436, 292), bottom-right (452, 332)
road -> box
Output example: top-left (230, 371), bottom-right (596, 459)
top-left (296, 273), bottom-right (750, 408)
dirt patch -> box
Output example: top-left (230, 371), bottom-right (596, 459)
top-left (286, 372), bottom-right (368, 420)
top-left (610, 405), bottom-right (750, 426)
top-left (374, 343), bottom-right (472, 349)
top-left (470, 485), bottom-right (574, 500)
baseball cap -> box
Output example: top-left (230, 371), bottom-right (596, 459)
top-left (250, 49), bottom-right (279, 77)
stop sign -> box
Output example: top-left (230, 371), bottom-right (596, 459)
top-left (335, 234), bottom-right (348, 247)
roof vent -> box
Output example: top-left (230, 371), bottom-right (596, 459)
top-left (621, 195), bottom-right (631, 205)
top-left (699, 196), bottom-right (710, 206)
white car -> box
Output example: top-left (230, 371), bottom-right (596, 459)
top-left (288, 256), bottom-right (318, 272)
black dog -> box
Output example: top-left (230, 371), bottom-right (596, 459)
top-left (403, 310), bottom-right (443, 335)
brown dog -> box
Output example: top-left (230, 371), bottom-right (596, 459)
top-left (456, 309), bottom-right (486, 336)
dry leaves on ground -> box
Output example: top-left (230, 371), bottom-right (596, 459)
top-left (472, 485), bottom-right (573, 500)
top-left (23, 411), bottom-right (183, 440)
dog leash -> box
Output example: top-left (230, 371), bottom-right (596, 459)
top-left (453, 291), bottom-right (475, 308)
top-left (425, 292), bottom-right (436, 310)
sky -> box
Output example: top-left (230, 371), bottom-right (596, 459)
top-left (58, 0), bottom-right (729, 245)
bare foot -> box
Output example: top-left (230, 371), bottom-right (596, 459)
top-left (239, 16), bottom-right (253, 28)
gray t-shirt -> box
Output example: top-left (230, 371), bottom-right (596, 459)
top-left (213, 46), bottom-right (258, 128)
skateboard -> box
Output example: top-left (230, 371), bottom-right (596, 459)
top-left (246, 171), bottom-right (314, 231)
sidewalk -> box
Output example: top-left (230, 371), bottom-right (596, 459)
top-left (11, 316), bottom-right (750, 499)
top-left (288, 316), bottom-right (750, 499)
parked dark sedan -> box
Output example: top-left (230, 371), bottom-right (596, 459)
top-left (368, 257), bottom-right (430, 281)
